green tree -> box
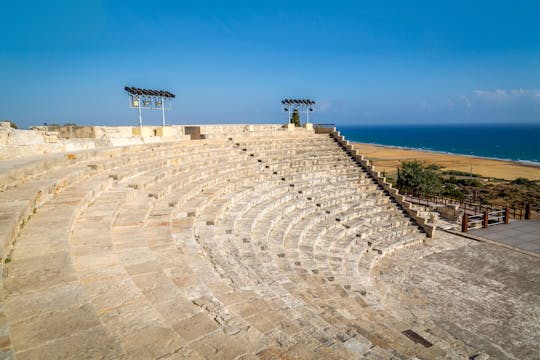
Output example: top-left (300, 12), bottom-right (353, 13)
top-left (290, 109), bottom-right (300, 127)
top-left (397, 160), bottom-right (423, 196)
top-left (397, 160), bottom-right (442, 196)
top-left (422, 167), bottom-right (442, 195)
top-left (441, 183), bottom-right (465, 201)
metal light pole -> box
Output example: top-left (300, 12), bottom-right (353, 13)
top-left (125, 87), bottom-right (175, 128)
top-left (161, 96), bottom-right (165, 127)
top-left (137, 98), bottom-right (143, 129)
top-left (281, 99), bottom-right (315, 126)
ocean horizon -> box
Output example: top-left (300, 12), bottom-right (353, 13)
top-left (337, 123), bottom-right (540, 166)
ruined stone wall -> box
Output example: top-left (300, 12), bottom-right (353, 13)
top-left (0, 123), bottom-right (96, 160)
top-left (47, 124), bottom-right (284, 141)
top-left (0, 124), bottom-right (199, 160)
top-left (196, 124), bottom-right (285, 139)
top-left (0, 123), bottom-right (287, 160)
top-left (46, 125), bottom-right (97, 139)
top-left (48, 125), bottom-right (162, 139)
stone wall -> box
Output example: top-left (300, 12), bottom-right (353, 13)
top-left (47, 124), bottom-right (285, 140)
top-left (196, 124), bottom-right (285, 139)
top-left (330, 128), bottom-right (436, 237)
top-left (46, 125), bottom-right (97, 139)
top-left (0, 122), bottom-right (96, 160)
top-left (46, 125), bottom-right (186, 141)
top-left (0, 123), bottom-right (289, 160)
top-left (0, 124), bottom-right (194, 160)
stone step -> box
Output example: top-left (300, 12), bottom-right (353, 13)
top-left (0, 130), bottom-right (464, 359)
top-left (1, 174), bottom-right (122, 357)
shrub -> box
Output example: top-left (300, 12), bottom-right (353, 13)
top-left (442, 184), bottom-right (465, 201)
top-left (513, 177), bottom-right (531, 185)
top-left (458, 178), bottom-right (483, 187)
top-left (445, 176), bottom-right (482, 187)
top-left (397, 160), bottom-right (442, 196)
top-left (442, 169), bottom-right (481, 177)
top-left (425, 163), bottom-right (443, 171)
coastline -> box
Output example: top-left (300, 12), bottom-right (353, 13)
top-left (352, 141), bottom-right (540, 181)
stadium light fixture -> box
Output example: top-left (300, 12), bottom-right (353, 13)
top-left (125, 86), bottom-right (176, 128)
top-left (281, 98), bottom-right (315, 124)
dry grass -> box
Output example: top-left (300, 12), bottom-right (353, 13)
top-left (353, 142), bottom-right (540, 181)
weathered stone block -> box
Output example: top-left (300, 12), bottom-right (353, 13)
top-left (7, 129), bottom-right (44, 146)
top-left (303, 123), bottom-right (314, 130)
top-left (132, 126), bottom-right (154, 137)
top-left (155, 126), bottom-right (175, 137)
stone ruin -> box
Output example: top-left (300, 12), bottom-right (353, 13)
top-left (0, 124), bottom-right (538, 359)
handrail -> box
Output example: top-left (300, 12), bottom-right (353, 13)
top-left (403, 192), bottom-right (532, 219)
top-left (400, 192), bottom-right (532, 233)
top-left (462, 208), bottom-right (509, 232)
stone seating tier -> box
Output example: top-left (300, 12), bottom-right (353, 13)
top-left (0, 130), bottom-right (472, 359)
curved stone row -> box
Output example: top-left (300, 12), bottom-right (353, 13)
top-left (0, 131), bottom-right (475, 359)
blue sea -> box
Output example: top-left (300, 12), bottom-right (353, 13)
top-left (337, 124), bottom-right (540, 165)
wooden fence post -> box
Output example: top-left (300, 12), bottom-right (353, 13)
top-left (461, 214), bottom-right (468, 233)
top-left (504, 207), bottom-right (510, 224)
top-left (525, 203), bottom-right (530, 220)
top-left (483, 211), bottom-right (489, 228)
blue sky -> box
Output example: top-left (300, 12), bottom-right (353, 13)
top-left (1, 0), bottom-right (539, 128)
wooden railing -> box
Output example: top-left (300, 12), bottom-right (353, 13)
top-left (401, 192), bottom-right (532, 232)
top-left (461, 209), bottom-right (508, 232)
top-left (404, 193), bottom-right (498, 215)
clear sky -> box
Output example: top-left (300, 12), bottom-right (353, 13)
top-left (1, 0), bottom-right (539, 128)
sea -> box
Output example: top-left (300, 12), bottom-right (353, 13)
top-left (337, 123), bottom-right (540, 166)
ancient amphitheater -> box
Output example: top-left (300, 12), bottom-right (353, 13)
top-left (0, 123), bottom-right (538, 359)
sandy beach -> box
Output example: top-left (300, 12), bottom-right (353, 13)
top-left (352, 142), bottom-right (540, 181)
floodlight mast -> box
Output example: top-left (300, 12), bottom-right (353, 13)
top-left (306, 100), bottom-right (314, 124)
top-left (161, 96), bottom-right (165, 127)
top-left (281, 98), bottom-right (315, 125)
top-left (138, 99), bottom-right (143, 129)
top-left (130, 95), bottom-right (142, 128)
top-left (285, 100), bottom-right (291, 123)
top-left (125, 86), bottom-right (175, 128)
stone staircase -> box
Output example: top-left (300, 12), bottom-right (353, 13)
top-left (0, 129), bottom-right (475, 359)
